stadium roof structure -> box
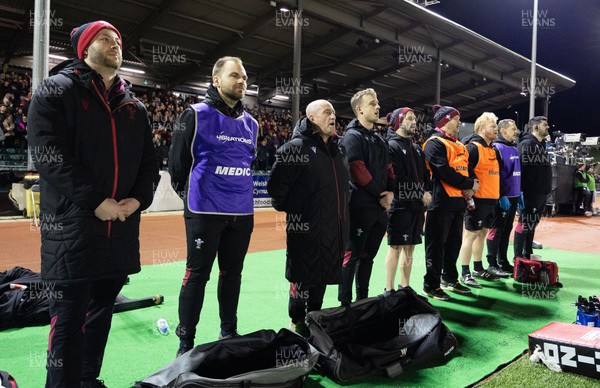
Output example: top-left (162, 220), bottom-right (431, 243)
top-left (0, 0), bottom-right (576, 120)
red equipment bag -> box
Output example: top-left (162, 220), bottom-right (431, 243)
top-left (513, 256), bottom-right (562, 287)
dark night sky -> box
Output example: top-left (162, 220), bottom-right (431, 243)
top-left (428, 0), bottom-right (600, 136)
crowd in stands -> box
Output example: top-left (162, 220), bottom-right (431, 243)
top-left (0, 69), bottom-right (355, 172)
top-left (0, 71), bottom-right (30, 149)
top-left (144, 91), bottom-right (353, 171)
top-left (0, 67), bottom-right (422, 173)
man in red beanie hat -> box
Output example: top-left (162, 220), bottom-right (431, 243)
top-left (383, 107), bottom-right (431, 293)
top-left (421, 105), bottom-right (479, 301)
top-left (28, 20), bottom-right (158, 388)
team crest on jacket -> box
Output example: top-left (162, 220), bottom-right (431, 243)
top-left (128, 106), bottom-right (136, 120)
top-left (311, 146), bottom-right (317, 153)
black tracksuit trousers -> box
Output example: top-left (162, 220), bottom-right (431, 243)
top-left (339, 208), bottom-right (387, 304)
top-left (45, 276), bottom-right (126, 388)
top-left (177, 214), bottom-right (253, 342)
top-left (486, 197), bottom-right (519, 267)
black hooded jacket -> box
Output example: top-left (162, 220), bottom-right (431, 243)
top-left (267, 117), bottom-right (349, 285)
top-left (27, 59), bottom-right (159, 282)
top-left (518, 132), bottom-right (552, 196)
top-left (386, 129), bottom-right (431, 213)
top-left (340, 119), bottom-right (394, 210)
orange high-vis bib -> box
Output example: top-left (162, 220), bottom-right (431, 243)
top-left (472, 142), bottom-right (500, 200)
top-left (423, 136), bottom-right (469, 198)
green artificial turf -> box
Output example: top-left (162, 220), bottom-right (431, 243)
top-left (1, 244), bottom-right (598, 387)
top-left (477, 353), bottom-right (600, 387)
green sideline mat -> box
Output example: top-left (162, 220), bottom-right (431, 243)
top-left (1, 244), bottom-right (598, 388)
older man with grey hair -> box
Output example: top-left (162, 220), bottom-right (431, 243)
top-left (268, 99), bottom-right (349, 336)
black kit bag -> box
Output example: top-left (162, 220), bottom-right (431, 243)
top-left (0, 267), bottom-right (50, 330)
top-left (306, 287), bottom-right (457, 384)
top-left (134, 329), bottom-right (319, 388)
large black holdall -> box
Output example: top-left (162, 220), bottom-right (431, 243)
top-left (306, 287), bottom-right (457, 384)
top-left (135, 328), bottom-right (319, 388)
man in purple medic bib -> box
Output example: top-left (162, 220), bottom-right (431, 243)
top-left (485, 119), bottom-right (522, 277)
top-left (169, 56), bottom-right (258, 357)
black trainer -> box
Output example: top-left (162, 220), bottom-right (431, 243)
top-left (423, 287), bottom-right (451, 301)
top-left (472, 269), bottom-right (501, 281)
top-left (176, 342), bottom-right (193, 358)
top-left (458, 273), bottom-right (481, 288)
top-left (218, 330), bottom-right (240, 340)
top-left (499, 261), bottom-right (514, 274)
top-left (487, 266), bottom-right (511, 278)
top-left (441, 279), bottom-right (472, 294)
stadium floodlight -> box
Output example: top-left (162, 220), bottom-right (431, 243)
top-left (563, 133), bottom-right (585, 143)
top-left (581, 136), bottom-right (599, 146)
top-left (48, 54), bottom-right (68, 61)
top-left (120, 67), bottom-right (145, 74)
top-left (410, 0), bottom-right (440, 6)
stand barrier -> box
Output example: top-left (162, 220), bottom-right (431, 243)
top-left (146, 170), bottom-right (273, 212)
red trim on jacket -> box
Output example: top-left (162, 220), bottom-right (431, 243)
top-left (349, 160), bottom-right (373, 187)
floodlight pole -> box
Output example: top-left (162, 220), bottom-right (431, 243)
top-left (291, 0), bottom-right (303, 124)
top-left (528, 0), bottom-right (539, 120)
top-left (435, 49), bottom-right (441, 105)
top-left (30, 0), bottom-right (51, 171)
top-left (32, 0), bottom-right (50, 93)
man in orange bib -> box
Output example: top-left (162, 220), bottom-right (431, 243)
top-left (458, 113), bottom-right (502, 288)
top-left (422, 105), bottom-right (479, 300)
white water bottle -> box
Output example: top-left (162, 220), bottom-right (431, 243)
top-left (157, 318), bottom-right (169, 335)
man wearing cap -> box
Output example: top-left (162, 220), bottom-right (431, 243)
top-left (28, 21), bottom-right (159, 387)
top-left (384, 107), bottom-right (431, 292)
top-left (338, 88), bottom-right (394, 305)
top-left (422, 105), bottom-right (479, 300)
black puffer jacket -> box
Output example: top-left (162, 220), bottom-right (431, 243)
top-left (519, 133), bottom-right (552, 196)
top-left (386, 129), bottom-right (431, 213)
top-left (267, 118), bottom-right (349, 285)
top-left (27, 59), bottom-right (159, 282)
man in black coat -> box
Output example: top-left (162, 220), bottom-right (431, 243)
top-left (28, 21), bottom-right (158, 388)
top-left (513, 116), bottom-right (552, 259)
top-left (338, 88), bottom-right (394, 305)
top-left (384, 107), bottom-right (431, 292)
top-left (422, 105), bottom-right (479, 301)
top-left (267, 99), bottom-right (349, 336)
